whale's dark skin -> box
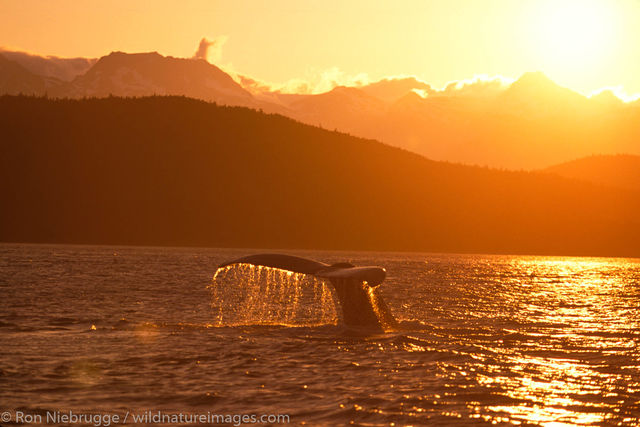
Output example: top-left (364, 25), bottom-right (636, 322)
top-left (218, 254), bottom-right (397, 331)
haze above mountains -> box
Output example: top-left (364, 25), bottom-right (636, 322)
top-left (1, 47), bottom-right (639, 170)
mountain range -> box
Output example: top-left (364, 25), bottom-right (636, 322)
top-left (544, 155), bottom-right (640, 192)
top-left (1, 48), bottom-right (639, 169)
top-left (1, 95), bottom-right (638, 256)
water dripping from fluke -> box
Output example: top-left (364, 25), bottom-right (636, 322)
top-left (209, 254), bottom-right (398, 332)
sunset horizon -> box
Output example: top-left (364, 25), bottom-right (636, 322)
top-left (3, 38), bottom-right (640, 104)
top-left (2, 2), bottom-right (640, 426)
top-left (3, 41), bottom-right (640, 170)
top-left (2, 0), bottom-right (640, 99)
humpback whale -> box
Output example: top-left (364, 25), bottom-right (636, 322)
top-left (218, 254), bottom-right (398, 331)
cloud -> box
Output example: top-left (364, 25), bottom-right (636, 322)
top-left (0, 48), bottom-right (96, 81)
top-left (437, 74), bottom-right (514, 97)
top-left (588, 86), bottom-right (640, 103)
top-left (239, 71), bottom-right (515, 100)
top-left (193, 36), bottom-right (228, 64)
top-left (240, 67), bottom-right (370, 95)
top-left (238, 75), bottom-right (270, 92)
top-left (193, 35), bottom-right (504, 99)
top-left (357, 75), bottom-right (434, 102)
top-left (261, 70), bottom-right (640, 103)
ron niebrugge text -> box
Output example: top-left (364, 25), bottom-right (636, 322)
top-left (4, 410), bottom-right (290, 426)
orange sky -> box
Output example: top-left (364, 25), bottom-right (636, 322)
top-left (1, 0), bottom-right (639, 98)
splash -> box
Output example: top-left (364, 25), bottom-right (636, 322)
top-left (208, 264), bottom-right (339, 327)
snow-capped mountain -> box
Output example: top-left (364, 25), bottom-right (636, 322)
top-left (66, 51), bottom-right (255, 106)
top-left (1, 48), bottom-right (639, 169)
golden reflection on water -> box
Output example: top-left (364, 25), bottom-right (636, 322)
top-left (6, 246), bottom-right (640, 426)
top-left (477, 356), bottom-right (609, 425)
top-left (470, 257), bottom-right (640, 425)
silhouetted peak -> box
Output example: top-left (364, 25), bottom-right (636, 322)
top-left (590, 90), bottom-right (624, 106)
top-left (287, 84), bottom-right (384, 116)
top-left (72, 50), bottom-right (252, 104)
top-left (387, 90), bottom-right (429, 112)
top-left (503, 71), bottom-right (586, 107)
top-left (86, 50), bottom-right (236, 83)
top-left (97, 51), bottom-right (163, 65)
top-left (395, 90), bottom-right (426, 104)
top-left (511, 71), bottom-right (559, 91)
top-left (106, 51), bottom-right (161, 58)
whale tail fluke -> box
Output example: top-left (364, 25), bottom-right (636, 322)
top-left (216, 253), bottom-right (397, 331)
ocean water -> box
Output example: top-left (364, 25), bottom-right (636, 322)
top-left (1, 243), bottom-right (639, 426)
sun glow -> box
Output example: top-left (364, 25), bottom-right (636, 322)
top-left (529, 0), bottom-right (619, 79)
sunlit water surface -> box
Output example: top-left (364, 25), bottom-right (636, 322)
top-left (1, 244), bottom-right (639, 426)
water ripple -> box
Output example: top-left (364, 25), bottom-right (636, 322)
top-left (1, 244), bottom-right (639, 425)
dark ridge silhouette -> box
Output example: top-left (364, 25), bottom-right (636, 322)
top-left (1, 95), bottom-right (639, 257)
top-left (544, 155), bottom-right (640, 192)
